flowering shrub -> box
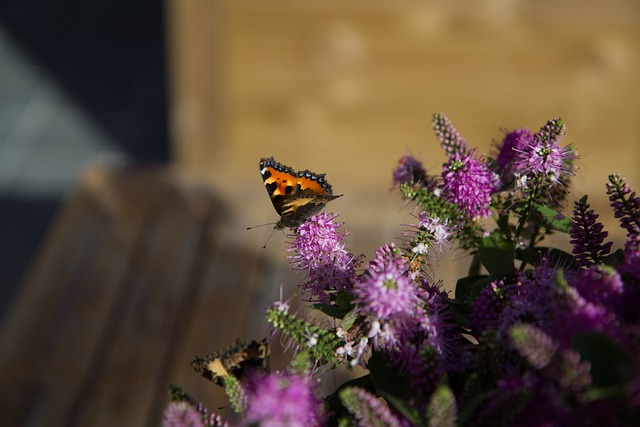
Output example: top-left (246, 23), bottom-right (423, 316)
top-left (164, 115), bottom-right (640, 426)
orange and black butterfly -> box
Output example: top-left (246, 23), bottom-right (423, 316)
top-left (259, 157), bottom-right (341, 229)
top-left (191, 339), bottom-right (269, 387)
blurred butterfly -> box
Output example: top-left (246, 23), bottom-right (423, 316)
top-left (191, 338), bottom-right (269, 387)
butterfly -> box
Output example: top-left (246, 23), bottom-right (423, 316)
top-left (191, 338), bottom-right (270, 387)
top-left (259, 157), bottom-right (341, 229)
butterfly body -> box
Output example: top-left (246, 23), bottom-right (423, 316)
top-left (260, 157), bottom-right (341, 229)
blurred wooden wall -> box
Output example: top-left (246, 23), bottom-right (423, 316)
top-left (167, 0), bottom-right (639, 256)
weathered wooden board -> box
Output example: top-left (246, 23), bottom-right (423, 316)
top-left (0, 167), bottom-right (285, 426)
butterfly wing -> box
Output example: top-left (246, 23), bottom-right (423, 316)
top-left (259, 157), bottom-right (341, 228)
top-left (259, 157), bottom-right (301, 216)
top-left (192, 339), bottom-right (270, 386)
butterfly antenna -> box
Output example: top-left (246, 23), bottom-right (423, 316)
top-left (246, 222), bottom-right (276, 230)
top-left (261, 226), bottom-right (277, 250)
top-left (246, 222), bottom-right (279, 249)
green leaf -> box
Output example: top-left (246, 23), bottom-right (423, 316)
top-left (445, 298), bottom-right (473, 326)
top-left (602, 248), bottom-right (624, 267)
top-left (381, 392), bottom-right (425, 427)
top-left (495, 213), bottom-right (513, 241)
top-left (314, 303), bottom-right (350, 319)
top-left (455, 275), bottom-right (489, 301)
top-left (467, 252), bottom-right (482, 276)
top-left (478, 234), bottom-right (515, 278)
top-left (368, 351), bottom-right (425, 425)
top-left (456, 389), bottom-right (499, 427)
top-left (368, 352), bottom-right (413, 401)
top-left (339, 308), bottom-right (360, 332)
top-left (532, 203), bottom-right (572, 233)
top-left (572, 332), bottom-right (634, 388)
top-left (313, 292), bottom-right (355, 320)
top-left (515, 247), bottom-right (576, 269)
top-left (337, 291), bottom-right (356, 310)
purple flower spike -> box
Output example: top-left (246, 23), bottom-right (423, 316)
top-left (162, 402), bottom-right (205, 427)
top-left (494, 128), bottom-right (533, 185)
top-left (607, 173), bottom-right (640, 255)
top-left (441, 150), bottom-right (499, 220)
top-left (512, 121), bottom-right (577, 194)
top-left (244, 373), bottom-right (322, 427)
top-left (495, 129), bottom-right (532, 171)
top-left (393, 155), bottom-right (427, 186)
top-left (570, 195), bottom-right (612, 267)
top-left (432, 113), bottom-right (469, 156)
top-left (288, 212), bottom-right (361, 303)
top-left (354, 247), bottom-right (421, 349)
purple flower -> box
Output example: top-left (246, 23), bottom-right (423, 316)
top-left (509, 323), bottom-right (558, 370)
top-left (432, 113), bottom-right (469, 156)
top-left (287, 212), bottom-right (361, 303)
top-left (162, 402), bottom-right (205, 427)
top-left (470, 280), bottom-right (517, 333)
top-left (392, 155), bottom-right (427, 186)
top-left (440, 149), bottom-right (499, 220)
top-left (354, 256), bottom-right (421, 349)
top-left (494, 128), bottom-right (532, 177)
top-left (553, 284), bottom-right (621, 348)
top-left (571, 264), bottom-right (623, 312)
top-left (416, 280), bottom-right (464, 370)
top-left (339, 387), bottom-right (403, 426)
top-left (606, 173), bottom-right (640, 255)
top-left (511, 122), bottom-right (577, 195)
top-left (403, 212), bottom-right (453, 258)
top-left (243, 372), bottom-right (322, 427)
top-left (380, 279), bottom-right (462, 396)
top-left (498, 261), bottom-right (565, 336)
top-left (570, 195), bottom-right (612, 267)
top-left (353, 244), bottom-right (428, 352)
top-left (366, 242), bottom-right (408, 276)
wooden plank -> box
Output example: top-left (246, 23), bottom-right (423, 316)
top-left (0, 167), bottom-right (229, 426)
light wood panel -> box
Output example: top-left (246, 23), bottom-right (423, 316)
top-left (169, 1), bottom-right (639, 252)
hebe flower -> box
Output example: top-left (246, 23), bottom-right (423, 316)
top-left (607, 173), bottom-right (640, 255)
top-left (339, 387), bottom-right (402, 427)
top-left (494, 128), bottom-right (532, 178)
top-left (416, 280), bottom-right (460, 369)
top-left (512, 119), bottom-right (577, 196)
top-left (470, 280), bottom-right (516, 333)
top-left (571, 264), bottom-right (623, 312)
top-left (514, 139), bottom-right (573, 184)
top-left (498, 263), bottom-right (559, 336)
top-left (509, 323), bottom-right (558, 370)
top-left (552, 284), bottom-right (621, 349)
top-left (354, 253), bottom-right (421, 350)
top-left (243, 372), bottom-right (322, 427)
top-left (432, 113), bottom-right (469, 156)
top-left (366, 242), bottom-right (408, 276)
top-left (162, 402), bottom-right (205, 427)
top-left (287, 212), bottom-right (360, 303)
top-left (440, 149), bottom-right (498, 220)
top-left (570, 195), bottom-right (612, 267)
top-left (403, 212), bottom-right (453, 259)
top-left (392, 155), bottom-right (427, 187)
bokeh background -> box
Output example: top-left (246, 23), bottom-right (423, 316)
top-left (1, 0), bottom-right (639, 425)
